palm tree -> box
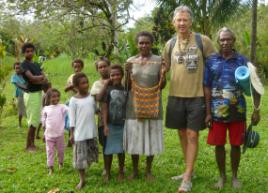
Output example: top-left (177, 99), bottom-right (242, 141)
top-left (250, 0), bottom-right (257, 65)
top-left (14, 35), bottom-right (30, 62)
top-left (153, 0), bottom-right (242, 42)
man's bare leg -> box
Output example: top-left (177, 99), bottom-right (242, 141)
top-left (231, 145), bottom-right (241, 189)
top-left (214, 145), bottom-right (227, 189)
top-left (178, 129), bottom-right (187, 164)
top-left (183, 129), bottom-right (199, 182)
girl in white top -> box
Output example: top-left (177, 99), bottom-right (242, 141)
top-left (42, 88), bottom-right (68, 175)
top-left (64, 59), bottom-right (84, 147)
top-left (69, 72), bottom-right (98, 190)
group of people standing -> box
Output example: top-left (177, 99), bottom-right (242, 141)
top-left (11, 5), bottom-right (263, 193)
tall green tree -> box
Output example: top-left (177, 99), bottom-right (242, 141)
top-left (153, 0), bottom-right (242, 42)
top-left (5, 0), bottom-right (133, 58)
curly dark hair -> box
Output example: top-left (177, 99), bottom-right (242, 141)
top-left (110, 64), bottom-right (124, 77)
top-left (21, 43), bottom-right (35, 54)
top-left (13, 62), bottom-right (20, 69)
top-left (95, 56), bottom-right (111, 70)
top-left (135, 31), bottom-right (154, 44)
top-left (72, 72), bottom-right (88, 88)
top-left (72, 59), bottom-right (84, 68)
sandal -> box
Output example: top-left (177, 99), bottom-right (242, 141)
top-left (171, 172), bottom-right (196, 180)
top-left (178, 180), bottom-right (192, 192)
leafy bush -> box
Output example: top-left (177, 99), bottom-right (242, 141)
top-left (224, 5), bottom-right (268, 79)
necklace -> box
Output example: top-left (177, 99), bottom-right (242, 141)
top-left (139, 53), bottom-right (152, 65)
top-left (177, 33), bottom-right (191, 63)
top-left (178, 33), bottom-right (191, 52)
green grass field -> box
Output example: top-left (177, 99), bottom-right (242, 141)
top-left (0, 55), bottom-right (267, 193)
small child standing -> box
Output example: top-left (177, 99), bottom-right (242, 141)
top-left (102, 65), bottom-right (126, 182)
top-left (69, 72), bottom-right (98, 190)
top-left (64, 59), bottom-right (84, 95)
top-left (42, 88), bottom-right (67, 175)
top-left (90, 57), bottom-right (110, 175)
top-left (65, 59), bottom-right (84, 147)
top-left (11, 62), bottom-right (27, 128)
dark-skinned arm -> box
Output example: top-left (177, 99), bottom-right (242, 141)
top-left (24, 70), bottom-right (46, 84)
top-left (159, 63), bottom-right (167, 89)
top-left (69, 127), bottom-right (75, 144)
top-left (14, 82), bottom-right (28, 90)
top-left (251, 88), bottom-right (261, 125)
top-left (124, 62), bottom-right (132, 91)
top-left (204, 86), bottom-right (212, 127)
top-left (102, 102), bottom-right (109, 136)
top-left (95, 79), bottom-right (110, 102)
top-left (64, 85), bottom-right (75, 92)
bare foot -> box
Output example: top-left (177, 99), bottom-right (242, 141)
top-left (48, 168), bottom-right (53, 176)
top-left (67, 140), bottom-right (72, 147)
top-left (117, 172), bottom-right (125, 182)
top-left (102, 169), bottom-right (107, 176)
top-left (145, 173), bottom-right (155, 182)
top-left (26, 146), bottom-right (37, 152)
top-left (76, 181), bottom-right (86, 190)
top-left (128, 172), bottom-right (138, 181)
top-left (213, 177), bottom-right (226, 189)
top-left (232, 178), bottom-right (242, 189)
top-left (103, 174), bottom-right (111, 184)
top-left (59, 164), bottom-right (63, 170)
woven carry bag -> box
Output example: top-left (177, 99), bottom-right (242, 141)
top-left (132, 80), bottom-right (160, 119)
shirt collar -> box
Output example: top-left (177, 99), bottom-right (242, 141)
top-left (218, 49), bottom-right (240, 60)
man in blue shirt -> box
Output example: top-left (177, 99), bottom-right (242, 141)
top-left (203, 27), bottom-right (261, 189)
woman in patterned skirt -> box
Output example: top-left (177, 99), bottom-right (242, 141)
top-left (124, 31), bottom-right (166, 181)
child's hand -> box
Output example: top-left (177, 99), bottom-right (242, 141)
top-left (70, 134), bottom-right (74, 144)
top-left (160, 65), bottom-right (167, 79)
top-left (104, 79), bottom-right (111, 86)
top-left (125, 62), bottom-right (132, 72)
top-left (205, 114), bottom-right (212, 128)
top-left (104, 126), bottom-right (109, 136)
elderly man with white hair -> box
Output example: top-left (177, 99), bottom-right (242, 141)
top-left (203, 27), bottom-right (262, 189)
top-left (162, 5), bottom-right (216, 192)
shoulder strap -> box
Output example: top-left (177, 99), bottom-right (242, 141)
top-left (195, 33), bottom-right (203, 53)
top-left (169, 34), bottom-right (204, 58)
top-left (168, 37), bottom-right (177, 60)
top-left (168, 34), bottom-right (204, 61)
top-left (195, 33), bottom-right (204, 60)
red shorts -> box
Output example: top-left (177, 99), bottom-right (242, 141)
top-left (207, 121), bottom-right (246, 146)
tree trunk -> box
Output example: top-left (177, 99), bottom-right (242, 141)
top-left (250, 0), bottom-right (258, 66)
top-left (111, 1), bottom-right (119, 55)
